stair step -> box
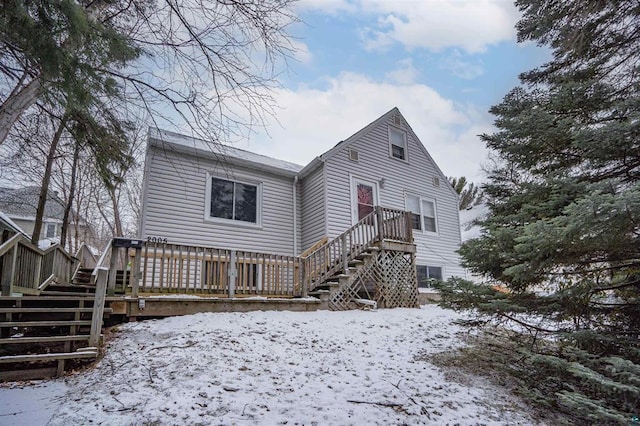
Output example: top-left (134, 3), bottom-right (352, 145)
top-left (40, 291), bottom-right (97, 297)
top-left (0, 306), bottom-right (113, 314)
top-left (0, 307), bottom-right (112, 314)
top-left (0, 320), bottom-right (93, 327)
top-left (0, 296), bottom-right (96, 301)
top-left (0, 335), bottom-right (91, 344)
top-left (0, 350), bottom-right (97, 364)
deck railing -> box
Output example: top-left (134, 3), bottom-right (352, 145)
top-left (102, 207), bottom-right (413, 298)
top-left (119, 242), bottom-right (301, 297)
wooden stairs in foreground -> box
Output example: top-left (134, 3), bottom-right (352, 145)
top-left (0, 290), bottom-right (112, 381)
top-left (303, 207), bottom-right (419, 311)
top-left (0, 263), bottom-right (111, 381)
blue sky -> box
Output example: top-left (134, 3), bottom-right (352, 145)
top-left (236, 0), bottom-right (550, 182)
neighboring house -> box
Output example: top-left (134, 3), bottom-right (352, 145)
top-left (0, 186), bottom-right (91, 248)
top-left (0, 210), bottom-right (27, 238)
top-left (140, 107), bottom-right (466, 287)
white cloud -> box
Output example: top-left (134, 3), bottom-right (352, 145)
top-left (384, 58), bottom-right (419, 84)
top-left (238, 72), bottom-right (490, 182)
top-left (440, 50), bottom-right (484, 80)
top-left (290, 39), bottom-right (313, 65)
top-left (330, 0), bottom-right (519, 53)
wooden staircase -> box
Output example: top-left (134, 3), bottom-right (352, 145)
top-left (0, 293), bottom-right (111, 381)
top-left (302, 207), bottom-right (419, 310)
top-left (0, 236), bottom-right (110, 381)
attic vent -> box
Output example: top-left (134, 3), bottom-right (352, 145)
top-left (349, 149), bottom-right (359, 162)
top-left (433, 176), bottom-right (440, 187)
top-left (393, 115), bottom-right (402, 126)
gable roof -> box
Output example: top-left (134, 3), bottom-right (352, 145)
top-left (0, 186), bottom-right (66, 220)
top-left (149, 109), bottom-right (459, 199)
top-left (297, 107), bottom-right (459, 198)
top-left (148, 128), bottom-right (304, 177)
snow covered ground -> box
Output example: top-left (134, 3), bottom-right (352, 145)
top-left (0, 306), bottom-right (540, 425)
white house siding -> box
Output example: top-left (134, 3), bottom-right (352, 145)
top-left (299, 165), bottom-right (326, 252)
top-left (141, 145), bottom-right (297, 256)
top-left (323, 115), bottom-right (465, 279)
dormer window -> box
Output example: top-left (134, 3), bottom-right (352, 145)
top-left (389, 127), bottom-right (407, 161)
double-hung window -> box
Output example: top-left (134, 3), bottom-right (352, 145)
top-left (406, 194), bottom-right (437, 233)
top-left (45, 223), bottom-right (56, 238)
top-left (389, 127), bottom-right (407, 161)
top-left (208, 176), bottom-right (259, 224)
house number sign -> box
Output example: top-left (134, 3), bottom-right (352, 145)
top-left (146, 236), bottom-right (168, 244)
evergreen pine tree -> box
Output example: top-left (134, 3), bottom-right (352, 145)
top-left (439, 0), bottom-right (640, 421)
top-left (448, 176), bottom-right (483, 210)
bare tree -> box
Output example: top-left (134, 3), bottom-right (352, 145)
top-left (0, 0), bottom-right (299, 146)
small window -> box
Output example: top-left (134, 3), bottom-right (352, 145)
top-left (349, 149), bottom-right (359, 162)
top-left (45, 223), bottom-right (56, 238)
top-left (433, 176), bottom-right (440, 187)
top-left (406, 194), bottom-right (437, 233)
top-left (389, 127), bottom-right (407, 161)
top-left (417, 265), bottom-right (443, 288)
top-left (209, 176), bottom-right (258, 224)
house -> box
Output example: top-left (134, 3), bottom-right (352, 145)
top-left (140, 107), bottom-right (465, 295)
top-left (0, 186), bottom-right (92, 249)
top-left (0, 210), bottom-right (27, 238)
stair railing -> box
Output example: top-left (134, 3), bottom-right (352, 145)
top-left (0, 233), bottom-right (80, 295)
top-left (301, 207), bottom-right (413, 292)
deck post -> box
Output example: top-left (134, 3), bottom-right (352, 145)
top-left (300, 258), bottom-right (308, 298)
top-left (33, 253), bottom-right (42, 289)
top-left (1, 244), bottom-right (17, 296)
top-left (341, 233), bottom-right (348, 273)
top-left (228, 250), bottom-right (236, 298)
top-left (89, 267), bottom-right (108, 347)
top-left (107, 245), bottom-right (118, 297)
top-left (131, 247), bottom-right (142, 298)
top-left (405, 211), bottom-right (413, 243)
top-left (376, 207), bottom-right (385, 241)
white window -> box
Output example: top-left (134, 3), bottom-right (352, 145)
top-left (416, 265), bottom-right (443, 288)
top-left (206, 176), bottom-right (260, 225)
top-left (389, 127), bottom-right (407, 161)
top-left (406, 194), bottom-right (437, 233)
top-left (45, 223), bottom-right (56, 238)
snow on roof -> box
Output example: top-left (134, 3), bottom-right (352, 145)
top-left (0, 186), bottom-right (65, 219)
top-left (149, 128), bottom-right (304, 176)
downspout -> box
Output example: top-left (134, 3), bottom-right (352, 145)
top-left (292, 175), bottom-right (298, 255)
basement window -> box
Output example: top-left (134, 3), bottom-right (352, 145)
top-left (416, 265), bottom-right (443, 288)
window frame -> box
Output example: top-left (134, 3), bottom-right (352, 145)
top-left (45, 223), bottom-right (56, 238)
top-left (416, 264), bottom-right (444, 288)
top-left (204, 173), bottom-right (262, 228)
top-left (405, 193), bottom-right (438, 234)
top-left (388, 125), bottom-right (408, 162)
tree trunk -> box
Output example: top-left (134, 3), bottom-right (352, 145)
top-left (108, 185), bottom-right (124, 237)
top-left (61, 141), bottom-right (81, 250)
top-left (0, 77), bottom-right (41, 146)
top-left (32, 115), bottom-right (68, 245)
